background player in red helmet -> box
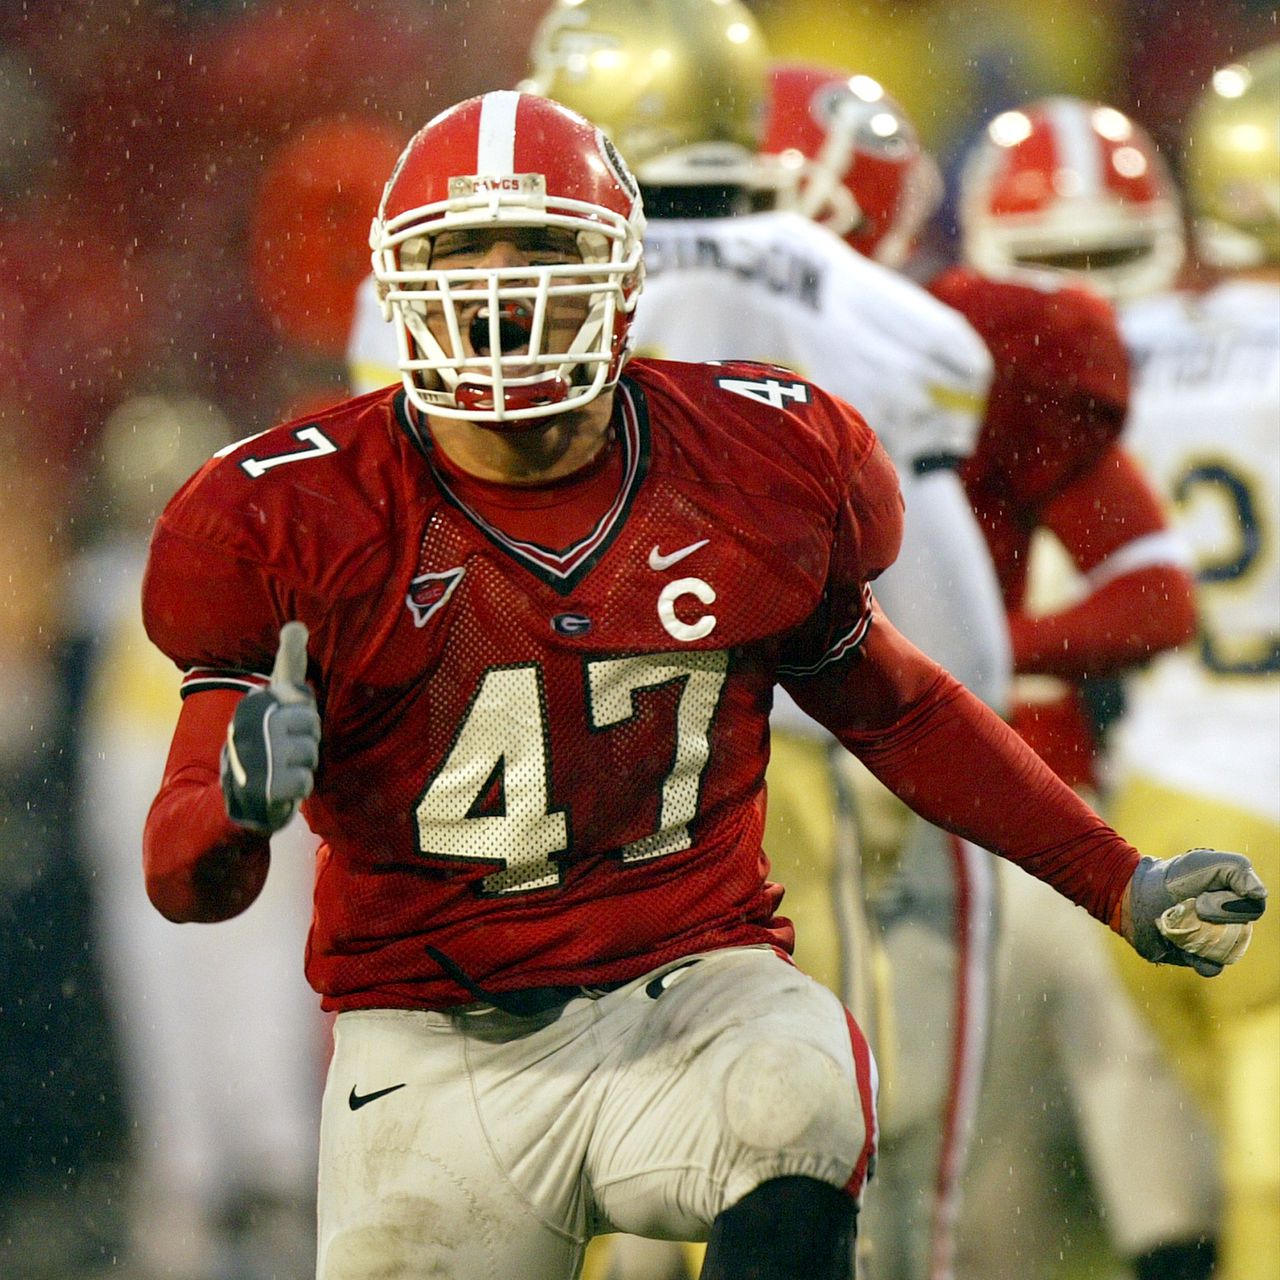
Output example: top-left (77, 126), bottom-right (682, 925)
top-left (952, 89), bottom-right (1241, 1280)
top-left (766, 68), bottom-right (1199, 792)
top-left (142, 89), bottom-right (1264, 1280)
top-left (948, 94), bottom-right (1197, 788)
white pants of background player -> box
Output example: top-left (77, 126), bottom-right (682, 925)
top-left (954, 860), bottom-right (1220, 1280)
top-left (77, 548), bottom-right (324, 1280)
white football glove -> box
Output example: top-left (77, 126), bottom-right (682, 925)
top-left (220, 622), bottom-right (320, 834)
top-left (1126, 849), bottom-right (1267, 977)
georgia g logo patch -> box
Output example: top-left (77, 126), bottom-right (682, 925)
top-left (406, 568), bottom-right (465, 628)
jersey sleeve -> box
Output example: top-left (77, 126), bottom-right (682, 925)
top-left (142, 391), bottom-right (399, 694)
top-left (139, 461), bottom-right (308, 922)
top-left (1007, 443), bottom-right (1197, 679)
top-left (141, 440), bottom-right (339, 691)
top-left (776, 389), bottom-right (905, 681)
top-left (856, 267), bottom-right (993, 476)
top-left (143, 687), bottom-right (272, 922)
top-left (144, 517), bottom-right (285, 690)
top-left (785, 606), bottom-right (1140, 926)
top-left (897, 296), bottom-right (992, 475)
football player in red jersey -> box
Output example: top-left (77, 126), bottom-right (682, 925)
top-left (141, 91), bottom-right (1264, 1280)
top-left (764, 68), bottom-right (1198, 791)
top-left (762, 67), bottom-right (1218, 1280)
top-left (946, 95), bottom-right (1198, 787)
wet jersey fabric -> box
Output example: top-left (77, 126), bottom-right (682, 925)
top-left (143, 358), bottom-right (904, 1011)
top-left (930, 266), bottom-right (1130, 607)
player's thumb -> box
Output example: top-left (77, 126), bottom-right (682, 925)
top-left (1194, 887), bottom-right (1267, 924)
top-left (269, 621), bottom-right (311, 704)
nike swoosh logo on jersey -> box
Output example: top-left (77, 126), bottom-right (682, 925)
top-left (348, 1082), bottom-right (407, 1111)
top-left (648, 539), bottom-right (709, 571)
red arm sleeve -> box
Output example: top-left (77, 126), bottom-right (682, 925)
top-left (143, 688), bottom-right (272, 923)
top-left (1008, 445), bottom-right (1198, 678)
top-left (778, 420), bottom-right (905, 676)
top-left (787, 607), bottom-right (1139, 926)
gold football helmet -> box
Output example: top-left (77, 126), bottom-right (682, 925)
top-left (519, 0), bottom-right (768, 186)
top-left (1186, 43), bottom-right (1280, 268)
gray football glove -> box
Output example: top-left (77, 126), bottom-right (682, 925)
top-left (1126, 849), bottom-right (1267, 977)
top-left (220, 622), bottom-right (320, 834)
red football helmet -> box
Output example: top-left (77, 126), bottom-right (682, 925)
top-left (369, 91), bottom-right (645, 425)
top-left (959, 96), bottom-right (1185, 300)
top-left (760, 63), bottom-right (941, 267)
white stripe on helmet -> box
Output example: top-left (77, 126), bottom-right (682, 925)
top-left (1047, 96), bottom-right (1103, 197)
top-left (477, 90), bottom-right (520, 173)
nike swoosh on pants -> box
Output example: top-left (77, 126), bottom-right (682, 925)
top-left (348, 1082), bottom-right (407, 1111)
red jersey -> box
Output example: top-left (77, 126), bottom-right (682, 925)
top-left (144, 359), bottom-right (904, 1009)
top-left (929, 266), bottom-right (1129, 607)
top-left (144, 357), bottom-right (1140, 1010)
top-left (929, 268), bottom-right (1194, 786)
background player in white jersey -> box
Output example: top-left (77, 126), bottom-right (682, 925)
top-left (515, 5), bottom-right (1009, 1279)
top-left (764, 67), bottom-right (1223, 1280)
top-left (944, 91), bottom-right (1222, 1280)
top-left (1103, 46), bottom-right (1280, 1280)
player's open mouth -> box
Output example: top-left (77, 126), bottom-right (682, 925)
top-left (469, 304), bottom-right (534, 357)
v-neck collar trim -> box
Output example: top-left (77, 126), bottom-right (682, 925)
top-left (406, 380), bottom-right (653, 596)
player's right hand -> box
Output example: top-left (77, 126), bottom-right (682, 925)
top-left (220, 622), bottom-right (321, 834)
top-left (1123, 849), bottom-right (1267, 977)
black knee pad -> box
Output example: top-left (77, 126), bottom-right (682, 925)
top-left (1133, 1238), bottom-right (1216, 1280)
top-left (700, 1175), bottom-right (857, 1280)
